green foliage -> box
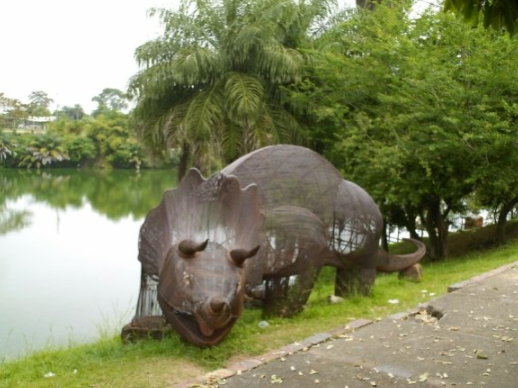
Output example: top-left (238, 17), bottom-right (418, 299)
top-left (0, 112), bottom-right (153, 170)
top-left (64, 136), bottom-right (97, 164)
top-left (0, 89), bottom-right (160, 170)
top-left (106, 139), bottom-right (144, 170)
top-left (288, 1), bottom-right (518, 259)
top-left (82, 112), bottom-right (147, 168)
top-left (444, 0), bottom-right (518, 36)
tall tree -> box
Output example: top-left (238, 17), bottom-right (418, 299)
top-left (58, 104), bottom-right (85, 121)
top-left (130, 0), bottom-right (337, 180)
top-left (27, 91), bottom-right (53, 117)
top-left (289, 1), bottom-right (518, 259)
top-left (0, 93), bottom-right (27, 129)
top-left (471, 101), bottom-right (518, 243)
top-left (92, 88), bottom-right (129, 117)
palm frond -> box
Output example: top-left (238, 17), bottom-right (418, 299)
top-left (170, 47), bottom-right (223, 85)
top-left (163, 103), bottom-right (190, 147)
top-left (259, 44), bottom-right (305, 84)
top-left (224, 72), bottom-right (265, 124)
top-left (222, 121), bottom-right (243, 161)
top-left (182, 85), bottom-right (225, 140)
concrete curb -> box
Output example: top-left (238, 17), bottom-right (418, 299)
top-left (169, 261), bottom-right (518, 388)
top-left (447, 260), bottom-right (518, 292)
top-left (169, 319), bottom-right (373, 388)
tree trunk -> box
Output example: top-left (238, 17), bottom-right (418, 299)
top-left (177, 142), bottom-right (190, 182)
top-left (381, 220), bottom-right (389, 252)
top-left (495, 194), bottom-right (518, 243)
top-left (403, 205), bottom-right (421, 240)
top-left (356, 0), bottom-right (381, 10)
top-left (421, 200), bottom-right (449, 261)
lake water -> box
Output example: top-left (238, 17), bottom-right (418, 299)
top-left (0, 168), bottom-right (176, 361)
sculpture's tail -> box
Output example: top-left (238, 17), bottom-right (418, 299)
top-left (376, 238), bottom-right (426, 273)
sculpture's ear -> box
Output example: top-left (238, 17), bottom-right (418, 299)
top-left (180, 168), bottom-right (206, 189)
top-left (178, 239), bottom-right (209, 257)
top-left (218, 176), bottom-right (264, 247)
top-left (230, 245), bottom-right (261, 266)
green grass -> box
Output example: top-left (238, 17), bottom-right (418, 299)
top-left (2, 230), bottom-right (518, 388)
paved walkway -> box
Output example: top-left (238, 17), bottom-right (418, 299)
top-left (174, 262), bottom-right (518, 388)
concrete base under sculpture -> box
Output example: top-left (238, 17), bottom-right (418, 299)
top-left (121, 316), bottom-right (173, 343)
top-left (398, 263), bottom-right (423, 282)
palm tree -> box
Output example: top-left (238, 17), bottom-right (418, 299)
top-left (0, 142), bottom-right (14, 164)
top-left (19, 134), bottom-right (69, 169)
top-left (130, 0), bottom-right (337, 179)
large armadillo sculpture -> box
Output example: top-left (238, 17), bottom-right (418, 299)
top-left (134, 145), bottom-right (425, 346)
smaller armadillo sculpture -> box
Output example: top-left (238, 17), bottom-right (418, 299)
top-left (133, 145), bottom-right (425, 346)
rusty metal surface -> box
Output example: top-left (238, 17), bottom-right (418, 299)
top-left (133, 145), bottom-right (425, 346)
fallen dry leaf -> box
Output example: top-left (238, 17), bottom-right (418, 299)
top-left (419, 373), bottom-right (429, 382)
top-left (338, 335), bottom-right (354, 341)
top-left (270, 375), bottom-right (283, 384)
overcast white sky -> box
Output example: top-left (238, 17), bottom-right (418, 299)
top-left (0, 0), bottom-right (358, 114)
top-left (0, 0), bottom-right (177, 113)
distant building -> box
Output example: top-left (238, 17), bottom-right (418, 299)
top-left (17, 116), bottom-right (56, 132)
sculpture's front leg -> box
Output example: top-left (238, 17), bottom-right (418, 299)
top-left (263, 265), bottom-right (321, 317)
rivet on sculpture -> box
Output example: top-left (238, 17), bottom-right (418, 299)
top-left (127, 145), bottom-right (425, 346)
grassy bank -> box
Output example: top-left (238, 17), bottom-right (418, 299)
top-left (2, 230), bottom-right (518, 388)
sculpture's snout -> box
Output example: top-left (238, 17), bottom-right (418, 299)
top-left (192, 296), bottom-right (234, 338)
top-left (208, 296), bottom-right (230, 317)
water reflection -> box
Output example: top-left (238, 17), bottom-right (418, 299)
top-left (0, 206), bottom-right (32, 235)
top-left (0, 168), bottom-right (176, 361)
